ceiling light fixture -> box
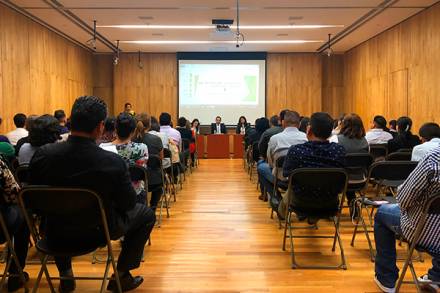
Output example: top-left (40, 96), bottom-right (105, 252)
top-left (235, 0), bottom-right (244, 48)
top-left (97, 24), bottom-right (344, 30)
top-left (138, 50), bottom-right (143, 69)
top-left (86, 20), bottom-right (97, 50)
top-left (322, 34), bottom-right (334, 57)
top-left (119, 40), bottom-right (323, 44)
top-left (113, 40), bottom-right (120, 66)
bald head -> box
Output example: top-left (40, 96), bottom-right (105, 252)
top-left (283, 110), bottom-right (301, 128)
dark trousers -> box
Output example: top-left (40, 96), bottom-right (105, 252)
top-left (0, 205), bottom-right (30, 274)
top-left (55, 203), bottom-right (156, 273)
top-left (148, 184), bottom-right (162, 210)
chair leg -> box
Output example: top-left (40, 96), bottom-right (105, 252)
top-left (108, 248), bottom-right (122, 293)
top-left (359, 212), bottom-right (375, 262)
top-left (288, 213), bottom-right (298, 269)
top-left (332, 216), bottom-right (347, 270)
top-left (350, 213), bottom-right (360, 246)
top-left (396, 244), bottom-right (416, 293)
top-left (282, 212), bottom-right (290, 251)
top-left (99, 257), bottom-right (112, 293)
top-left (0, 251), bottom-right (12, 286)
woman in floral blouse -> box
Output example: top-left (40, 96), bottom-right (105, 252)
top-left (0, 157), bottom-right (30, 291)
top-left (100, 113), bottom-right (148, 204)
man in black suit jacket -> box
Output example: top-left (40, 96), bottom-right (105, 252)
top-left (211, 116), bottom-right (227, 134)
top-left (29, 96), bottom-right (155, 292)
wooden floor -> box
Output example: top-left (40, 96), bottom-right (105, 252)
top-left (13, 159), bottom-right (433, 292)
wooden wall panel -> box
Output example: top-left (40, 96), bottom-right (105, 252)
top-left (342, 2), bottom-right (440, 131)
top-left (93, 54), bottom-right (114, 115)
top-left (0, 3), bottom-right (94, 133)
top-left (321, 55), bottom-right (344, 117)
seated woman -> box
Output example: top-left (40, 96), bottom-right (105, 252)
top-left (329, 113), bottom-right (369, 153)
top-left (100, 113), bottom-right (149, 204)
top-left (0, 157), bottom-right (30, 291)
top-left (236, 116), bottom-right (249, 134)
top-left (18, 114), bottom-right (61, 166)
top-left (387, 116), bottom-right (421, 153)
top-left (97, 117), bottom-right (116, 144)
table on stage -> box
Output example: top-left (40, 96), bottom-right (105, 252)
top-left (196, 134), bottom-right (244, 159)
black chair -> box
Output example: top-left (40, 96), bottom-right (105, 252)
top-left (0, 191), bottom-right (29, 291)
top-left (163, 148), bottom-right (177, 200)
top-left (18, 187), bottom-right (122, 293)
top-left (395, 192), bottom-right (440, 292)
top-left (386, 152), bottom-right (412, 161)
top-left (351, 161), bottom-right (419, 261)
top-left (270, 155), bottom-right (288, 227)
top-left (369, 144), bottom-right (388, 161)
top-left (14, 165), bottom-right (30, 187)
top-left (128, 164), bottom-right (149, 198)
top-left (282, 168), bottom-right (348, 269)
top-left (345, 153), bottom-right (374, 194)
top-left (147, 155), bottom-right (169, 227)
top-left (181, 138), bottom-right (192, 175)
top-left (396, 148), bottom-right (412, 153)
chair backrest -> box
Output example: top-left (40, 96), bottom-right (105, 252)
top-left (345, 153), bottom-right (373, 183)
top-left (386, 152), bottom-right (412, 161)
top-left (147, 154), bottom-right (162, 170)
top-left (369, 144), bottom-right (388, 161)
top-left (288, 168), bottom-right (348, 215)
top-left (18, 187), bottom-right (110, 240)
top-left (163, 148), bottom-right (172, 159)
top-left (369, 161), bottom-right (418, 182)
top-left (251, 141), bottom-right (260, 162)
top-left (397, 148), bottom-right (412, 153)
top-left (14, 165), bottom-right (30, 186)
top-left (181, 138), bottom-right (191, 151)
top-left (128, 164), bottom-right (148, 184)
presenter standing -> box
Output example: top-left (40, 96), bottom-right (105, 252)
top-left (211, 116), bottom-right (227, 134)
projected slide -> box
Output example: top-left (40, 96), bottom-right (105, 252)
top-left (179, 60), bottom-right (266, 125)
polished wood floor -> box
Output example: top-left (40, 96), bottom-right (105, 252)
top-left (11, 159), bottom-right (433, 292)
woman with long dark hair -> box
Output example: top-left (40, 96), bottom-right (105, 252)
top-left (387, 116), bottom-right (421, 153)
top-left (236, 116), bottom-right (249, 134)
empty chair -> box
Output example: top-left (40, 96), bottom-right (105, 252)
top-left (369, 144), bottom-right (388, 161)
top-left (344, 153), bottom-right (374, 199)
top-left (282, 168), bottom-right (348, 269)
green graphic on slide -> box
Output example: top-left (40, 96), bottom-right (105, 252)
top-left (244, 76), bottom-right (257, 102)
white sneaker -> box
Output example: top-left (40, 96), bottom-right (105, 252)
top-left (374, 276), bottom-right (396, 293)
top-left (418, 274), bottom-right (440, 290)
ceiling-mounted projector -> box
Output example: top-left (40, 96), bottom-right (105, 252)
top-left (212, 19), bottom-right (234, 32)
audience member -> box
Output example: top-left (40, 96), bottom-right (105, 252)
top-left (365, 115), bottom-right (393, 145)
top-left (331, 114), bottom-right (345, 135)
top-left (387, 116), bottom-right (421, 153)
top-left (257, 111), bottom-right (307, 202)
top-left (330, 113), bottom-right (369, 153)
top-left (18, 115), bottom-right (61, 166)
top-left (236, 116), bottom-right (249, 134)
top-left (211, 116), bottom-right (227, 134)
top-left (176, 117), bottom-right (193, 142)
top-left (15, 115), bottom-right (39, 155)
top-left (411, 122), bottom-right (440, 161)
top-left (0, 135), bottom-right (10, 143)
top-left (0, 142), bottom-right (15, 161)
top-left (280, 112), bottom-right (346, 221)
top-left (257, 111), bottom-right (286, 161)
top-left (54, 109), bottom-right (69, 134)
top-left (0, 157), bottom-right (30, 291)
top-left (389, 119), bottom-right (398, 136)
top-left (97, 117), bottom-right (116, 144)
top-left (6, 114), bottom-right (28, 145)
top-left (100, 113), bottom-right (149, 204)
top-left (150, 116), bottom-right (171, 169)
top-left (133, 113), bottom-right (164, 210)
top-left (159, 112), bottom-right (181, 146)
top-left (29, 96), bottom-right (155, 292)
top-left (373, 149), bottom-right (440, 293)
top-left (246, 118), bottom-right (269, 149)
top-left (299, 116), bottom-right (310, 133)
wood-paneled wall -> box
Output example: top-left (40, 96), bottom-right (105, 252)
top-left (321, 54), bottom-right (345, 118)
top-left (343, 2), bottom-right (440, 131)
top-left (0, 3), bottom-right (94, 133)
top-left (113, 53), bottom-right (177, 119)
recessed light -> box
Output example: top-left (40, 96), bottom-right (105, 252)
top-left (277, 33), bottom-right (288, 37)
top-left (288, 16), bottom-right (303, 20)
top-left (138, 16), bottom-right (154, 20)
top-left (152, 33), bottom-right (164, 36)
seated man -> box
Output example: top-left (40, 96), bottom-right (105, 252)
top-left (159, 112), bottom-right (181, 146)
top-left (411, 122), bottom-right (440, 161)
top-left (6, 113), bottom-right (28, 146)
top-left (365, 115), bottom-right (393, 145)
top-left (211, 116), bottom-right (227, 134)
top-left (374, 148), bottom-right (440, 293)
top-left (280, 112), bottom-right (346, 221)
top-left (29, 96), bottom-right (155, 292)
top-left (0, 157), bottom-right (30, 292)
top-left (257, 110), bottom-right (307, 204)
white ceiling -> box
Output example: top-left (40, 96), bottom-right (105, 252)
top-left (8, 0), bottom-right (440, 53)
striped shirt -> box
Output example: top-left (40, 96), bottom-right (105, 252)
top-left (397, 146), bottom-right (440, 254)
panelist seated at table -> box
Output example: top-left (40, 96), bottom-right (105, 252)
top-left (211, 116), bottom-right (227, 134)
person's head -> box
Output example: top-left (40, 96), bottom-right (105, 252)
top-left (54, 109), bottom-right (67, 124)
top-left (419, 122), bottom-right (440, 143)
top-left (29, 115), bottom-right (61, 147)
top-left (25, 115), bottom-right (39, 131)
top-left (159, 112), bottom-right (172, 126)
top-left (13, 113), bottom-right (27, 128)
top-left (178, 117), bottom-right (187, 128)
top-left (269, 115), bottom-right (279, 127)
top-left (238, 116), bottom-right (247, 125)
top-left (255, 117), bottom-right (270, 134)
top-left (104, 117), bottom-right (116, 133)
top-left (307, 112), bottom-right (334, 141)
top-left (124, 103), bottom-right (132, 112)
top-left (372, 115), bottom-right (387, 130)
top-left (215, 116), bottom-right (221, 124)
top-left (191, 119), bottom-right (200, 129)
top-left (334, 114), bottom-right (345, 129)
top-left (340, 113), bottom-right (366, 139)
top-left (279, 109), bottom-right (289, 125)
top-left (115, 113), bottom-right (137, 140)
top-left (150, 116), bottom-right (160, 132)
top-left (299, 117), bottom-right (310, 133)
top-left (134, 113), bottom-right (151, 140)
top-left (396, 116), bottom-right (413, 135)
top-left (282, 110), bottom-right (301, 128)
top-left (389, 119), bottom-right (397, 130)
top-left (70, 95), bottom-right (108, 139)
top-left (185, 120), bottom-right (191, 130)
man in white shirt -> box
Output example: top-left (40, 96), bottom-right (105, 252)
top-left (6, 113), bottom-right (28, 145)
top-left (365, 115), bottom-right (393, 145)
top-left (257, 110), bottom-right (307, 200)
top-left (159, 112), bottom-right (181, 147)
top-left (412, 122), bottom-right (440, 161)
